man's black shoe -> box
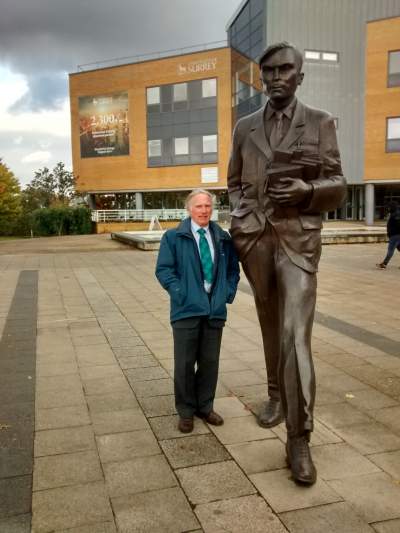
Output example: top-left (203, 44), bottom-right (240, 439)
top-left (258, 399), bottom-right (284, 428)
top-left (286, 435), bottom-right (317, 485)
top-left (178, 417), bottom-right (194, 433)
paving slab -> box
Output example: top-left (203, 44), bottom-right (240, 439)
top-left (195, 494), bottom-right (287, 533)
top-left (36, 404), bottom-right (91, 431)
top-left (34, 426), bottom-right (96, 457)
top-left (111, 487), bottom-right (199, 533)
top-left (368, 449), bottom-right (400, 478)
top-left (91, 408), bottom-right (149, 435)
top-left (148, 414), bottom-right (209, 439)
top-left (138, 394), bottom-right (177, 416)
top-left (372, 519), bottom-right (400, 533)
top-left (96, 429), bottom-right (160, 463)
top-left (227, 438), bottom-right (287, 474)
top-left (85, 390), bottom-right (139, 414)
top-left (31, 481), bottom-right (113, 533)
top-left (327, 472), bottom-right (400, 523)
top-left (279, 501), bottom-right (374, 533)
top-left (160, 434), bottom-right (230, 468)
top-left (250, 468), bottom-right (342, 513)
top-left (213, 396), bottom-right (251, 418)
top-left (176, 460), bottom-right (256, 505)
top-left (33, 451), bottom-right (103, 491)
top-left (311, 442), bottom-right (381, 479)
top-left (208, 413), bottom-right (275, 444)
top-left (104, 455), bottom-right (177, 497)
top-left (332, 422), bottom-right (400, 454)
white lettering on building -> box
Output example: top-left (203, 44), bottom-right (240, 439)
top-left (178, 58), bottom-right (217, 75)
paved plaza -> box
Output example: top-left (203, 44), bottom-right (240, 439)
top-left (0, 234), bottom-right (400, 533)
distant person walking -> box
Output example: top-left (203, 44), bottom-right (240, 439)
top-left (377, 203), bottom-right (400, 269)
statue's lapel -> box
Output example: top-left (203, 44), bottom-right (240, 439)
top-left (249, 105), bottom-right (273, 160)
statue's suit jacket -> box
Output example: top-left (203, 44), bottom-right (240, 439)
top-left (228, 99), bottom-right (347, 272)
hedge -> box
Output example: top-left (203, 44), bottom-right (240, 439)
top-left (11, 207), bottom-right (92, 237)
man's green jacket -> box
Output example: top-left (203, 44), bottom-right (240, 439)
top-left (155, 218), bottom-right (240, 323)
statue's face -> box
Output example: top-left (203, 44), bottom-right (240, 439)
top-left (260, 47), bottom-right (303, 106)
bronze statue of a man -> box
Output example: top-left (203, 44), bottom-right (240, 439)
top-left (228, 41), bottom-right (346, 485)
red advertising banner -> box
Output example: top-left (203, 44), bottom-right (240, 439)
top-left (79, 93), bottom-right (129, 158)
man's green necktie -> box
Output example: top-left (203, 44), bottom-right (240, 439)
top-left (197, 228), bottom-right (213, 284)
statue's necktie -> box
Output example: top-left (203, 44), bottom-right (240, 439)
top-left (270, 110), bottom-right (283, 151)
top-left (197, 228), bottom-right (213, 284)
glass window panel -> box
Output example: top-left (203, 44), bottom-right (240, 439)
top-left (305, 50), bottom-right (320, 60)
top-left (173, 83), bottom-right (187, 102)
top-left (202, 78), bottom-right (217, 98)
top-left (148, 139), bottom-right (162, 157)
top-left (203, 134), bottom-right (217, 153)
top-left (322, 52), bottom-right (338, 62)
top-left (389, 51), bottom-right (400, 74)
top-left (387, 139), bottom-right (400, 152)
top-left (387, 117), bottom-right (400, 139)
top-left (174, 137), bottom-right (189, 155)
top-left (147, 87), bottom-right (160, 105)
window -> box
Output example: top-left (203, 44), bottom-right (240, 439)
top-left (305, 49), bottom-right (339, 63)
top-left (388, 50), bottom-right (400, 87)
top-left (305, 50), bottom-right (320, 61)
top-left (148, 139), bottom-right (162, 157)
top-left (386, 117), bottom-right (400, 152)
top-left (147, 87), bottom-right (160, 105)
top-left (174, 137), bottom-right (189, 155)
top-left (203, 134), bottom-right (217, 153)
top-left (202, 78), bottom-right (217, 98)
top-left (322, 52), bottom-right (338, 62)
top-left (173, 83), bottom-right (187, 102)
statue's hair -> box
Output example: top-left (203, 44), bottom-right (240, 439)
top-left (258, 41), bottom-right (303, 70)
top-left (185, 188), bottom-right (214, 210)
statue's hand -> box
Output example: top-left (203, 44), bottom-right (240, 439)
top-left (269, 177), bottom-right (312, 206)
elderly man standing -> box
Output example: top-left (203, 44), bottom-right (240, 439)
top-left (228, 42), bottom-right (346, 484)
top-left (156, 189), bottom-right (240, 433)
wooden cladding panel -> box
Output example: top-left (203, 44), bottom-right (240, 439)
top-left (69, 48), bottom-right (233, 192)
top-left (365, 17), bottom-right (400, 181)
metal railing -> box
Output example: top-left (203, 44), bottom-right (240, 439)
top-left (77, 40), bottom-right (228, 72)
top-left (92, 209), bottom-right (188, 223)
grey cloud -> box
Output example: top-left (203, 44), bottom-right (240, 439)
top-left (1, 0), bottom-right (239, 112)
top-left (9, 73), bottom-right (68, 113)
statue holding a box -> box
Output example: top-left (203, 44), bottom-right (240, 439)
top-left (228, 42), bottom-right (346, 485)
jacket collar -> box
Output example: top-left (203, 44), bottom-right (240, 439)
top-left (249, 98), bottom-right (306, 157)
top-left (177, 218), bottom-right (230, 242)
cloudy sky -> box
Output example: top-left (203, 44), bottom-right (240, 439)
top-left (0, 0), bottom-right (240, 186)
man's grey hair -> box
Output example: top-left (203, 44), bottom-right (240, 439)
top-left (258, 41), bottom-right (303, 71)
top-left (185, 188), bottom-right (214, 210)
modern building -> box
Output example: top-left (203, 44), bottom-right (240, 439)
top-left (226, 0), bottom-right (400, 222)
top-left (69, 0), bottom-right (400, 227)
top-left (69, 46), bottom-right (236, 218)
top-left (364, 16), bottom-right (400, 223)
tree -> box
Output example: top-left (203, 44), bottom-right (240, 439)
top-left (22, 162), bottom-right (77, 210)
top-left (0, 159), bottom-right (22, 235)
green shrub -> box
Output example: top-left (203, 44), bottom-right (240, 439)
top-left (11, 207), bottom-right (92, 237)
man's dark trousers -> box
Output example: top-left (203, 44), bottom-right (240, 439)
top-left (172, 316), bottom-right (224, 418)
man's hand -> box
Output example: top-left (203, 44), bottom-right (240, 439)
top-left (269, 177), bottom-right (312, 206)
